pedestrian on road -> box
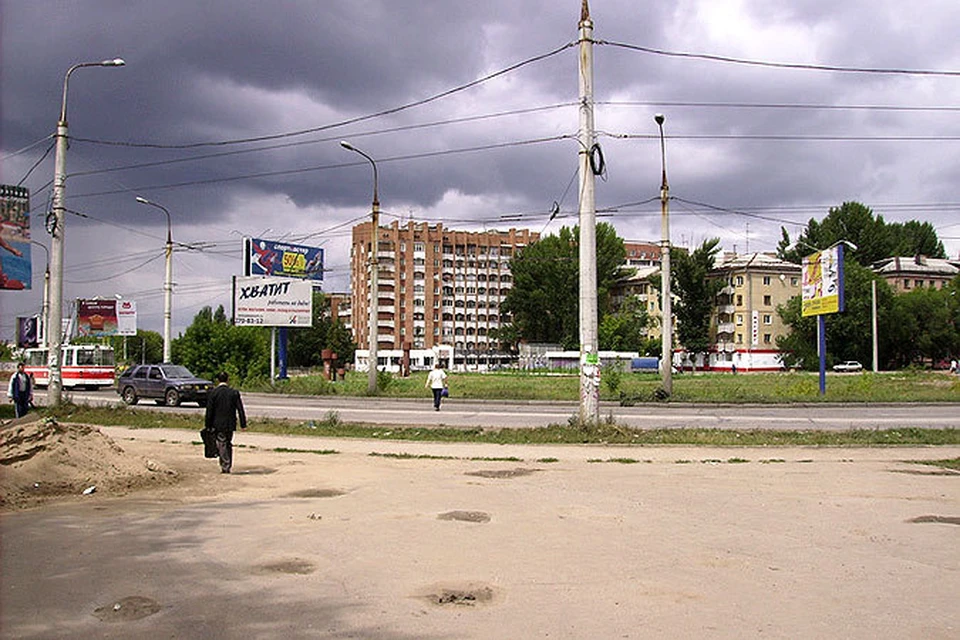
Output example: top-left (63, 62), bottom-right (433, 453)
top-left (425, 361), bottom-right (448, 411)
top-left (204, 372), bottom-right (247, 473)
top-left (7, 362), bottom-right (33, 418)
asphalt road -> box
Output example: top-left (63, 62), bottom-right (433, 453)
top-left (37, 388), bottom-right (960, 430)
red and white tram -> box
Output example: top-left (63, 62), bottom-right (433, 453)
top-left (23, 344), bottom-right (116, 390)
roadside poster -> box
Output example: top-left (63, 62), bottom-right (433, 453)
top-left (77, 299), bottom-right (120, 337)
top-left (117, 299), bottom-right (138, 336)
top-left (245, 237), bottom-right (324, 283)
top-left (801, 245), bottom-right (845, 317)
top-left (233, 276), bottom-right (313, 327)
top-left (1, 184), bottom-right (31, 290)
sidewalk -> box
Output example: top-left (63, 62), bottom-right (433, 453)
top-left (2, 426), bottom-right (958, 639)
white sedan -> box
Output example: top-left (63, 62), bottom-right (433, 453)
top-left (832, 361), bottom-right (864, 372)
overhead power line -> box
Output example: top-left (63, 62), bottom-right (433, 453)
top-left (67, 42), bottom-right (577, 151)
top-left (599, 40), bottom-right (960, 77)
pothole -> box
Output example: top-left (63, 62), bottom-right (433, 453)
top-left (256, 558), bottom-right (316, 575)
top-left (907, 515), bottom-right (960, 525)
top-left (285, 488), bottom-right (346, 498)
top-left (438, 510), bottom-right (490, 523)
top-left (93, 596), bottom-right (161, 622)
top-left (421, 583), bottom-right (496, 607)
top-left (465, 468), bottom-right (536, 479)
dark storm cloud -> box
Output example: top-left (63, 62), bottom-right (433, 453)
top-left (2, 0), bottom-right (959, 341)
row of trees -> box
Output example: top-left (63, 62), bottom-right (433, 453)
top-left (496, 201), bottom-right (958, 369)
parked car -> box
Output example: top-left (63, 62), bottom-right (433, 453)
top-left (117, 364), bottom-right (213, 407)
top-left (832, 361), bottom-right (863, 373)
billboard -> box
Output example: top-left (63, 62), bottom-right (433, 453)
top-left (117, 299), bottom-right (138, 336)
top-left (77, 299), bottom-right (120, 337)
top-left (233, 276), bottom-right (313, 327)
top-left (801, 246), bottom-right (845, 317)
top-left (1, 185), bottom-right (31, 290)
top-left (245, 237), bottom-right (324, 283)
top-left (17, 316), bottom-right (39, 348)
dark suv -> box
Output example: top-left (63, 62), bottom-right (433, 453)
top-left (117, 364), bottom-right (212, 407)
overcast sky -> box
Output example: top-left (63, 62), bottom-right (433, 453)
top-left (3, 0), bottom-right (959, 343)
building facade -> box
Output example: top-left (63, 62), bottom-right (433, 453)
top-left (350, 220), bottom-right (537, 370)
top-left (871, 255), bottom-right (959, 293)
top-left (706, 252), bottom-right (802, 372)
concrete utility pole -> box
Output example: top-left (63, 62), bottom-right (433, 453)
top-left (655, 114), bottom-right (673, 395)
top-left (577, 0), bottom-right (600, 423)
top-left (340, 141), bottom-right (380, 394)
top-left (47, 58), bottom-right (125, 407)
top-left (135, 196), bottom-right (173, 362)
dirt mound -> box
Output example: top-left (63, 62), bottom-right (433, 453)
top-left (0, 416), bottom-right (179, 510)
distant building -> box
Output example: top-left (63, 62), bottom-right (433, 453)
top-left (706, 252), bottom-right (801, 372)
top-left (871, 255), bottom-right (959, 293)
top-left (350, 220), bottom-right (537, 371)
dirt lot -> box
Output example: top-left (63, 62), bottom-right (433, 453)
top-left (1, 418), bottom-right (958, 638)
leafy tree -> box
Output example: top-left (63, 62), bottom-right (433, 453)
top-left (172, 305), bottom-right (270, 384)
top-left (671, 238), bottom-right (723, 367)
top-left (777, 262), bottom-right (898, 369)
top-left (96, 330), bottom-right (163, 366)
top-left (287, 292), bottom-right (356, 368)
top-left (501, 222), bottom-right (626, 350)
top-left (598, 296), bottom-right (650, 351)
top-left (886, 282), bottom-right (959, 367)
top-left (777, 201), bottom-right (946, 266)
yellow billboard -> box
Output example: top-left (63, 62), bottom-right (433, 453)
top-left (801, 246), bottom-right (845, 317)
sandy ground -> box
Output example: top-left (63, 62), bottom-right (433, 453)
top-left (1, 419), bottom-right (959, 639)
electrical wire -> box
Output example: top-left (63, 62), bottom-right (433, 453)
top-left (598, 40), bottom-right (960, 77)
top-left (0, 134), bottom-right (55, 161)
top-left (16, 141), bottom-right (55, 186)
top-left (597, 100), bottom-right (960, 112)
top-left (66, 42), bottom-right (577, 150)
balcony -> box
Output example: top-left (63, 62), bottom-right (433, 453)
top-left (717, 322), bottom-right (735, 336)
top-left (717, 304), bottom-right (735, 315)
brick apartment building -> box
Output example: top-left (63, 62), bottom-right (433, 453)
top-left (350, 220), bottom-right (538, 370)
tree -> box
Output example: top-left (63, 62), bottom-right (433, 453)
top-left (777, 201), bottom-right (946, 266)
top-left (886, 283), bottom-right (959, 367)
top-left (287, 292), bottom-right (356, 368)
top-left (777, 262), bottom-right (898, 369)
top-left (598, 296), bottom-right (650, 351)
top-left (173, 305), bottom-right (270, 384)
top-left (671, 238), bottom-right (723, 367)
top-left (501, 222), bottom-right (627, 350)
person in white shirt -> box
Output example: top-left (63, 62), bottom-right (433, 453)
top-left (425, 362), bottom-right (448, 411)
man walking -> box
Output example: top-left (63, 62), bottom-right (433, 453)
top-left (7, 362), bottom-right (33, 418)
top-left (204, 372), bottom-right (247, 473)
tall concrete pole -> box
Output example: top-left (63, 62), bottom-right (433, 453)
top-left (655, 114), bottom-right (673, 395)
top-left (47, 58), bottom-right (125, 407)
top-left (871, 279), bottom-right (878, 372)
top-left (341, 141), bottom-right (380, 394)
top-left (577, 0), bottom-right (599, 423)
top-left (135, 196), bottom-right (173, 362)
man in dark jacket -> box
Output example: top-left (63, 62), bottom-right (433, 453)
top-left (204, 372), bottom-right (247, 473)
top-left (7, 362), bottom-right (33, 418)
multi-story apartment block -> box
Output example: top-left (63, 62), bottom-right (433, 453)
top-left (707, 252), bottom-right (801, 372)
top-left (623, 241), bottom-right (661, 269)
top-left (871, 255), bottom-right (959, 293)
top-left (350, 220), bottom-right (538, 370)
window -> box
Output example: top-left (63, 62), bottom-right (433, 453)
top-left (736, 314), bottom-right (743, 326)
top-left (763, 276), bottom-right (771, 285)
top-left (736, 333), bottom-right (743, 344)
top-left (736, 295), bottom-right (743, 306)
top-left (763, 314), bottom-right (772, 325)
top-left (413, 242), bottom-right (425, 253)
top-left (791, 277), bottom-right (799, 286)
top-left (763, 295), bottom-right (772, 306)
top-left (763, 333), bottom-right (772, 344)
top-left (736, 276), bottom-right (744, 286)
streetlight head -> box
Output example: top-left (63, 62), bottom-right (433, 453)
top-left (101, 58), bottom-right (125, 67)
top-left (340, 141), bottom-right (356, 151)
top-left (135, 196), bottom-right (150, 205)
top-left (654, 113), bottom-right (665, 125)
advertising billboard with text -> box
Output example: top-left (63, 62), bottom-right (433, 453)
top-left (233, 276), bottom-right (313, 327)
top-left (245, 237), bottom-right (324, 283)
top-left (801, 245), bottom-right (846, 317)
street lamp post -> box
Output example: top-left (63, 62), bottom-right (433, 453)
top-left (655, 114), bottom-right (673, 395)
top-left (340, 141), bottom-right (380, 394)
top-left (30, 241), bottom-right (50, 348)
top-left (47, 57), bottom-right (125, 407)
top-left (135, 196), bottom-right (173, 362)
